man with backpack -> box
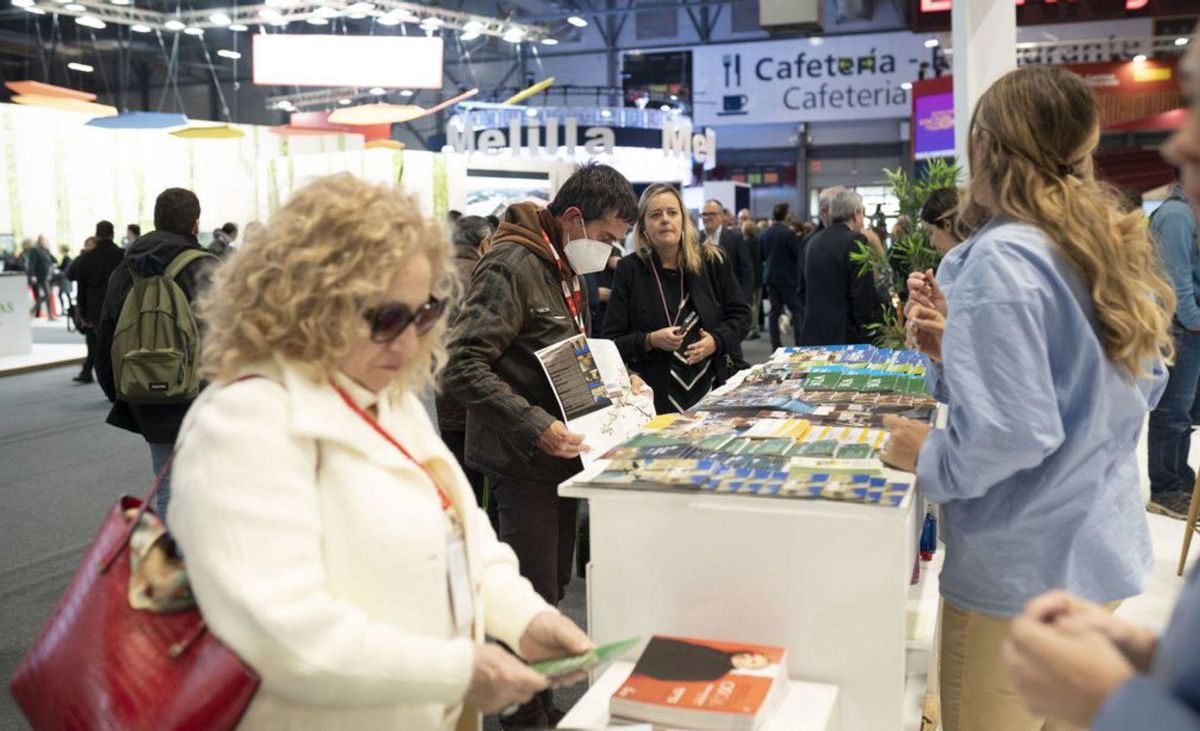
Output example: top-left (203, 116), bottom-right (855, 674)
top-left (95, 188), bottom-right (216, 521)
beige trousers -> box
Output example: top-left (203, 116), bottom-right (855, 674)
top-left (938, 600), bottom-right (1115, 731)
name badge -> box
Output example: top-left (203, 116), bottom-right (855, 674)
top-left (446, 533), bottom-right (474, 632)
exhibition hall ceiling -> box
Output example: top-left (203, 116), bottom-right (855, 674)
top-left (0, 0), bottom-right (589, 86)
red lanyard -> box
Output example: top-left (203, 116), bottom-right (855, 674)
top-left (649, 256), bottom-right (686, 328)
top-left (542, 231), bottom-right (586, 335)
top-left (333, 383), bottom-right (452, 512)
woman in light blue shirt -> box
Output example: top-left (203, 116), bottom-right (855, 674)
top-left (884, 65), bottom-right (1176, 731)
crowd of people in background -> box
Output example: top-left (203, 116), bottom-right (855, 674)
top-left (6, 40), bottom-right (1200, 731)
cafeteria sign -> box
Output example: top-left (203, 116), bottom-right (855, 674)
top-left (692, 31), bottom-right (941, 126)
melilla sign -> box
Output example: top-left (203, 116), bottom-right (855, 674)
top-left (443, 115), bottom-right (718, 168)
top-left (693, 31), bottom-right (940, 126)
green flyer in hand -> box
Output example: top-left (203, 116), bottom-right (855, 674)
top-left (529, 637), bottom-right (642, 679)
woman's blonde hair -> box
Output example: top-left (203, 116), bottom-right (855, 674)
top-left (958, 65), bottom-right (1175, 377)
top-left (633, 183), bottom-right (723, 274)
top-left (198, 173), bottom-right (454, 393)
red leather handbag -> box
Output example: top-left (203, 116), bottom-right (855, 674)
top-left (9, 459), bottom-right (259, 730)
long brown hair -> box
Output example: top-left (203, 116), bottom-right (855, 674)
top-left (633, 183), bottom-right (722, 274)
top-left (958, 65), bottom-right (1174, 377)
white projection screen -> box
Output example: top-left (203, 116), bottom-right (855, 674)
top-left (252, 34), bottom-right (444, 88)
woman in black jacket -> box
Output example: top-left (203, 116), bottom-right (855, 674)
top-left (603, 183), bottom-right (750, 414)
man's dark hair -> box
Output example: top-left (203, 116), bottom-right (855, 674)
top-left (95, 220), bottom-right (114, 239)
top-left (221, 222), bottom-right (238, 236)
top-left (486, 214), bottom-right (500, 229)
top-left (772, 203), bottom-right (789, 222)
top-left (126, 224), bottom-right (141, 238)
top-left (920, 187), bottom-right (959, 227)
top-left (547, 162), bottom-right (638, 224)
top-left (447, 210), bottom-right (463, 224)
top-left (154, 188), bottom-right (201, 236)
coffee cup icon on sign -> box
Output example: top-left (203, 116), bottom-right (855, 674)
top-left (718, 94), bottom-right (749, 116)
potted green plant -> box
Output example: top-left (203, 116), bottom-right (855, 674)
top-left (849, 158), bottom-right (961, 349)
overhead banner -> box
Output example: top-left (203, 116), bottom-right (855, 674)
top-left (692, 31), bottom-right (939, 127)
top-left (252, 35), bottom-right (443, 89)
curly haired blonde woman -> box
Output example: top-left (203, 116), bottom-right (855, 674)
top-left (168, 174), bottom-right (591, 730)
top-left (881, 66), bottom-right (1175, 730)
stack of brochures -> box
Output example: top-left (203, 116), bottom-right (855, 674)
top-left (575, 345), bottom-right (931, 507)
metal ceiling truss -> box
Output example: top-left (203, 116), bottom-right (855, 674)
top-left (20, 0), bottom-right (549, 39)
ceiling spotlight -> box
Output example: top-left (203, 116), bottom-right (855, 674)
top-left (377, 7), bottom-right (413, 24)
top-left (525, 107), bottom-right (538, 117)
top-left (1133, 53), bottom-right (1148, 63)
top-left (924, 38), bottom-right (939, 48)
top-left (228, 22), bottom-right (247, 31)
top-left (273, 100), bottom-right (295, 111)
top-left (900, 81), bottom-right (913, 90)
top-left (420, 16), bottom-right (444, 27)
top-left (183, 25), bottom-right (204, 35)
top-left (110, 0), bottom-right (131, 5)
top-left (217, 49), bottom-right (241, 59)
top-left (669, 94), bottom-right (678, 101)
top-left (338, 98), bottom-right (352, 105)
top-left (257, 8), bottom-right (286, 24)
top-left (659, 104), bottom-right (671, 111)
top-left (369, 86), bottom-right (386, 95)
top-left (1176, 37), bottom-right (1189, 46)
top-left (462, 19), bottom-right (483, 32)
top-left (67, 62), bottom-right (94, 72)
top-left (459, 29), bottom-right (480, 41)
top-left (345, 1), bottom-right (373, 12)
top-left (399, 89), bottom-right (414, 97)
top-left (567, 15), bottom-right (587, 27)
top-left (63, 3), bottom-right (84, 10)
top-left (75, 14), bottom-right (106, 28)
top-left (313, 4), bottom-right (338, 16)
top-left (306, 16), bottom-right (328, 24)
top-left (502, 27), bottom-right (525, 43)
top-left (599, 108), bottom-right (612, 118)
top-left (12, 0), bottom-right (35, 7)
top-left (541, 37), bottom-right (558, 46)
top-left (130, 23), bottom-right (151, 32)
top-left (209, 11), bottom-right (231, 25)
top-left (24, 5), bottom-right (45, 12)
top-left (164, 18), bottom-right (185, 30)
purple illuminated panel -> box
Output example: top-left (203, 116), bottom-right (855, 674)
top-left (914, 91), bottom-right (955, 160)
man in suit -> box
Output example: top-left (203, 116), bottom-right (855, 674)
top-left (797, 187), bottom-right (835, 312)
top-left (759, 203), bottom-right (804, 349)
top-left (799, 187), bottom-right (882, 346)
top-left (68, 221), bottom-right (124, 384)
top-left (700, 199), bottom-right (754, 302)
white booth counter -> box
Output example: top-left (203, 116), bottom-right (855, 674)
top-left (0, 272), bottom-right (32, 357)
top-left (560, 476), bottom-right (920, 731)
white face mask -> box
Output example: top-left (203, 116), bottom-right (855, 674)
top-left (563, 220), bottom-right (612, 275)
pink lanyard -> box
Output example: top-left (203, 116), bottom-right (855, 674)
top-left (649, 256), bottom-right (686, 328)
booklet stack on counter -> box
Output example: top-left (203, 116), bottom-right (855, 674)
top-left (610, 636), bottom-right (789, 731)
top-left (575, 345), bottom-right (932, 507)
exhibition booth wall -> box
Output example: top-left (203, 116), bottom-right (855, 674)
top-left (0, 103), bottom-right (475, 249)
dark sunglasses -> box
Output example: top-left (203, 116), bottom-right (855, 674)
top-left (364, 297), bottom-right (446, 343)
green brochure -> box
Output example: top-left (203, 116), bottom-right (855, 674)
top-left (529, 637), bottom-right (642, 679)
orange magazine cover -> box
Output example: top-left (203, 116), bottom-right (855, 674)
top-left (611, 636), bottom-right (787, 717)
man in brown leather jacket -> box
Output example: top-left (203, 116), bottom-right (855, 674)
top-left (443, 163), bottom-right (637, 728)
